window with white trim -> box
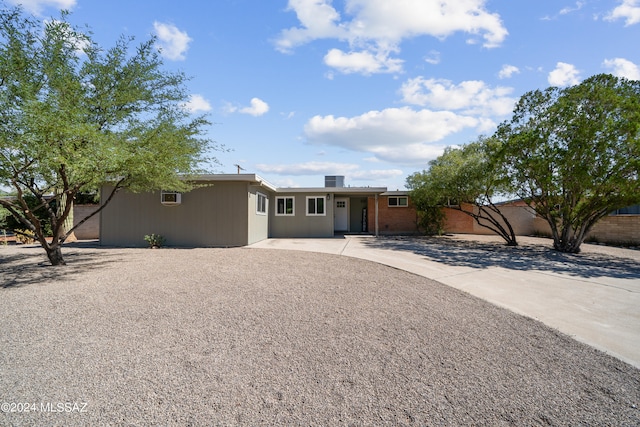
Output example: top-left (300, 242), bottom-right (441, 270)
top-left (306, 196), bottom-right (325, 216)
top-left (276, 196), bottom-right (295, 216)
top-left (256, 192), bottom-right (267, 215)
top-left (388, 196), bottom-right (408, 207)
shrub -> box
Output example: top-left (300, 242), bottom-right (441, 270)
top-left (15, 229), bottom-right (36, 244)
top-left (144, 233), bottom-right (166, 248)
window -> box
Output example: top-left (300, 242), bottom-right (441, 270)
top-left (611, 205), bottom-right (640, 215)
top-left (336, 200), bottom-right (346, 208)
top-left (388, 196), bottom-right (408, 207)
top-left (276, 197), bottom-right (295, 216)
top-left (306, 196), bottom-right (325, 216)
top-left (256, 192), bottom-right (267, 215)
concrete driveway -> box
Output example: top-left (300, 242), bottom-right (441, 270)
top-left (250, 234), bottom-right (640, 368)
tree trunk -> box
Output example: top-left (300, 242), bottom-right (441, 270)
top-left (45, 244), bottom-right (66, 266)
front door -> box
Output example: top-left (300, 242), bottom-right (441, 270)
top-left (335, 197), bottom-right (348, 231)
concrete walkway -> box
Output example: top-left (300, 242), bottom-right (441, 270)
top-left (249, 235), bottom-right (640, 369)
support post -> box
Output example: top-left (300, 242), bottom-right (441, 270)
top-left (375, 194), bottom-right (379, 238)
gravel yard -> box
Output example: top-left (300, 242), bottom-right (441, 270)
top-left (1, 243), bottom-right (639, 426)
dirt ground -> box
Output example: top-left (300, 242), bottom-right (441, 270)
top-left (0, 242), bottom-right (639, 426)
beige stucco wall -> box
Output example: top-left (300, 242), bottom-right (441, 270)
top-left (269, 193), bottom-right (334, 238)
top-left (470, 205), bottom-right (538, 236)
top-left (100, 183), bottom-right (251, 247)
top-left (247, 186), bottom-right (270, 245)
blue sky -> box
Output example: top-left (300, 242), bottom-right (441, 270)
top-left (7, 0), bottom-right (640, 190)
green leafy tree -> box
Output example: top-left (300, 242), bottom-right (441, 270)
top-left (407, 136), bottom-right (518, 245)
top-left (495, 74), bottom-right (640, 253)
top-left (0, 205), bottom-right (7, 231)
top-left (0, 6), bottom-right (217, 265)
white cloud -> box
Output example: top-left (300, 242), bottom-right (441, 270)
top-left (153, 22), bottom-right (192, 61)
top-left (303, 107), bottom-right (479, 164)
top-left (606, 0), bottom-right (640, 26)
top-left (400, 77), bottom-right (516, 116)
top-left (424, 50), bottom-right (441, 65)
top-left (182, 94), bottom-right (212, 113)
top-left (274, 0), bottom-right (348, 53)
top-left (256, 161), bottom-right (361, 175)
top-left (255, 161), bottom-right (403, 183)
top-left (603, 58), bottom-right (640, 80)
top-left (548, 62), bottom-right (581, 86)
top-left (275, 0), bottom-right (508, 75)
top-left (240, 98), bottom-right (270, 116)
top-left (349, 169), bottom-right (404, 181)
top-left (6, 0), bottom-right (76, 14)
top-left (560, 1), bottom-right (584, 15)
top-left (224, 98), bottom-right (270, 116)
top-left (498, 64), bottom-right (520, 79)
top-left (323, 48), bottom-right (403, 74)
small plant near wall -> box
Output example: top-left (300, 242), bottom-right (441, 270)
top-left (144, 234), bottom-right (166, 249)
top-left (16, 229), bottom-right (36, 244)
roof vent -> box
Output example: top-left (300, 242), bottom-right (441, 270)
top-left (325, 175), bottom-right (344, 188)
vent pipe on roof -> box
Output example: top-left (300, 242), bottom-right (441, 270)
top-left (325, 175), bottom-right (344, 188)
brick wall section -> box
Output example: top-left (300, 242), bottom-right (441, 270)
top-left (589, 216), bottom-right (640, 244)
top-left (365, 195), bottom-right (638, 244)
top-left (367, 196), bottom-right (420, 234)
top-left (73, 204), bottom-right (100, 239)
top-left (443, 205), bottom-right (474, 233)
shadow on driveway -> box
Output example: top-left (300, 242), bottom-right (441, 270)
top-left (361, 236), bottom-right (640, 280)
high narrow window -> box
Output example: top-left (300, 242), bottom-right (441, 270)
top-left (388, 196), bottom-right (408, 207)
top-left (276, 197), bottom-right (295, 216)
top-left (306, 196), bottom-right (325, 216)
top-left (256, 192), bottom-right (267, 215)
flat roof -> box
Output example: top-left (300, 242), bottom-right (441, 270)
top-left (192, 174), bottom-right (277, 192)
top-left (276, 187), bottom-right (387, 194)
top-left (381, 191), bottom-right (410, 196)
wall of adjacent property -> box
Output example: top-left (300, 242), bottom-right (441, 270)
top-left (444, 203), bottom-right (538, 236)
top-left (533, 215), bottom-right (640, 245)
top-left (73, 204), bottom-right (100, 239)
top-left (270, 193), bottom-right (334, 238)
top-left (100, 183), bottom-right (250, 247)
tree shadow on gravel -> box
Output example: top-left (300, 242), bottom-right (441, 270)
top-left (363, 236), bottom-right (640, 280)
top-left (0, 244), bottom-right (123, 289)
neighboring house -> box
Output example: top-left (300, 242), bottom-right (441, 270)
top-left (73, 204), bottom-right (101, 239)
top-left (100, 174), bottom-right (386, 247)
top-left (442, 200), bottom-right (538, 236)
top-left (533, 204), bottom-right (640, 245)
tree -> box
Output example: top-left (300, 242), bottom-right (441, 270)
top-left (407, 136), bottom-right (518, 246)
top-left (0, 6), bottom-right (216, 265)
top-left (495, 74), bottom-right (640, 253)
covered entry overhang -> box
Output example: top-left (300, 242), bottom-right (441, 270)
top-left (278, 187), bottom-right (386, 237)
